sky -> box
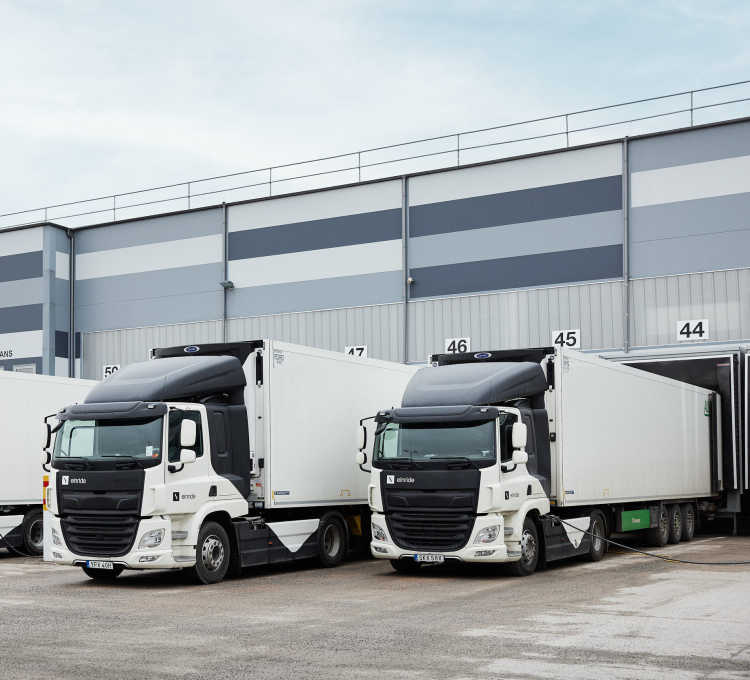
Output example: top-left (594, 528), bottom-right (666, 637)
top-left (1, 0), bottom-right (749, 224)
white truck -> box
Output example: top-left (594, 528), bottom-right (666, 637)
top-left (358, 347), bottom-right (721, 575)
top-left (44, 340), bottom-right (415, 583)
top-left (0, 371), bottom-right (95, 555)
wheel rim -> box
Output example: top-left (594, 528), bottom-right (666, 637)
top-left (323, 524), bottom-right (341, 558)
top-left (28, 519), bottom-right (43, 551)
top-left (591, 520), bottom-right (603, 552)
top-left (201, 535), bottom-right (225, 572)
top-left (520, 528), bottom-right (537, 566)
top-left (685, 507), bottom-right (694, 534)
top-left (659, 509), bottom-right (669, 538)
top-left (672, 510), bottom-right (682, 538)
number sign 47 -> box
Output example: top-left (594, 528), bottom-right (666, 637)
top-left (676, 319), bottom-right (709, 342)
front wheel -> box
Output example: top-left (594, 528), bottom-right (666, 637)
top-left (82, 565), bottom-right (123, 581)
top-left (506, 516), bottom-right (539, 577)
top-left (192, 521), bottom-right (231, 585)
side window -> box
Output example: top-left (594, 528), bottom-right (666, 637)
top-left (168, 410), bottom-right (204, 462)
top-left (498, 413), bottom-right (517, 462)
top-left (211, 410), bottom-right (228, 457)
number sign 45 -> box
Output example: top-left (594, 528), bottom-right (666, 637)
top-left (552, 329), bottom-right (580, 348)
top-left (676, 319), bottom-right (709, 342)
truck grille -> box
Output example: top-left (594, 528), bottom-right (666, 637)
top-left (61, 513), bottom-right (139, 557)
top-left (386, 510), bottom-right (475, 552)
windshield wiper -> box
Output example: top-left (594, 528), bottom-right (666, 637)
top-left (53, 456), bottom-right (92, 470)
top-left (426, 456), bottom-right (479, 470)
top-left (102, 454), bottom-right (146, 469)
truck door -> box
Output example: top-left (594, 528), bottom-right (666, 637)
top-left (164, 406), bottom-right (211, 515)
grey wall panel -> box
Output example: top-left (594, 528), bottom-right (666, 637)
top-left (0, 357), bottom-right (43, 372)
top-left (226, 270), bottom-right (403, 318)
top-left (0, 251), bottom-right (43, 282)
top-left (0, 304), bottom-right (44, 333)
top-left (630, 229), bottom-right (750, 279)
top-left (409, 176), bottom-right (621, 237)
top-left (410, 245), bottom-right (623, 299)
top-left (227, 303), bottom-right (404, 362)
top-left (75, 207), bottom-right (223, 253)
top-left (0, 278), bottom-right (45, 308)
top-left (407, 280), bottom-right (624, 361)
top-left (228, 208), bottom-right (401, 259)
top-left (629, 120), bottom-right (750, 172)
top-left (81, 320), bottom-right (224, 379)
top-left (630, 268), bottom-right (750, 347)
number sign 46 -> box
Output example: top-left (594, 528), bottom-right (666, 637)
top-left (676, 319), bottom-right (709, 342)
top-left (444, 337), bottom-right (470, 353)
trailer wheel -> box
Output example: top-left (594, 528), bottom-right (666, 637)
top-left (506, 517), bottom-right (539, 577)
top-left (680, 504), bottom-right (695, 542)
top-left (667, 505), bottom-right (682, 544)
top-left (82, 565), bottom-right (123, 581)
top-left (587, 512), bottom-right (607, 562)
top-left (192, 521), bottom-right (231, 585)
top-left (390, 558), bottom-right (422, 573)
top-left (647, 506), bottom-right (669, 547)
top-left (317, 513), bottom-right (348, 568)
top-left (22, 509), bottom-right (44, 556)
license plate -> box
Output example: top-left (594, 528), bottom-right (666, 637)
top-left (86, 560), bottom-right (114, 570)
top-left (414, 553), bottom-right (444, 563)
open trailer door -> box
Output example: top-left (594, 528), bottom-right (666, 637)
top-left (624, 353), bottom-right (742, 497)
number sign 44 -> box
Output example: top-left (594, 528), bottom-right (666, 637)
top-left (676, 319), bottom-right (709, 342)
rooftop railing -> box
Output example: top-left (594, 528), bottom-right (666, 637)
top-left (2, 79), bottom-right (750, 230)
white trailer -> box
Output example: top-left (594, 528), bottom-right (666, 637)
top-left (44, 340), bottom-right (416, 583)
top-left (0, 371), bottom-right (95, 554)
top-left (361, 347), bottom-right (720, 575)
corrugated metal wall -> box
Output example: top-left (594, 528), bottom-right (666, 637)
top-left (630, 267), bottom-right (750, 347)
top-left (407, 280), bottom-right (625, 361)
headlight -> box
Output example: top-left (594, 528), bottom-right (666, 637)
top-left (372, 522), bottom-right (387, 542)
top-left (138, 528), bottom-right (165, 549)
top-left (51, 526), bottom-right (62, 546)
top-left (474, 525), bottom-right (500, 544)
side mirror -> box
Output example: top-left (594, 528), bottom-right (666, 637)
top-left (180, 419), bottom-right (197, 448)
top-left (179, 449), bottom-right (197, 464)
top-left (356, 451), bottom-right (367, 466)
top-left (43, 422), bottom-right (52, 450)
top-left (512, 422), bottom-right (528, 450)
top-left (511, 449), bottom-right (528, 465)
top-left (356, 424), bottom-right (367, 451)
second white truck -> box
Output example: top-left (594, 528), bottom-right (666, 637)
top-left (358, 347), bottom-right (720, 575)
top-left (44, 340), bottom-right (415, 583)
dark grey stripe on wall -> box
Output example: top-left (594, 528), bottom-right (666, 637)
top-left (409, 176), bottom-right (622, 238)
top-left (0, 357), bottom-right (43, 373)
top-left (409, 244), bottom-right (623, 298)
top-left (229, 208), bottom-right (402, 260)
top-left (0, 304), bottom-right (44, 333)
top-left (0, 251), bottom-right (43, 283)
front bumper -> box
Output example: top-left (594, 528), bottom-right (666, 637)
top-left (44, 514), bottom-right (196, 570)
top-left (370, 513), bottom-right (513, 563)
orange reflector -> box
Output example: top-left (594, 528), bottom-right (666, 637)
top-left (43, 475), bottom-right (49, 510)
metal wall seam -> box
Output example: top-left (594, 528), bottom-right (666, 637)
top-left (402, 176), bottom-right (409, 363)
top-left (622, 136), bottom-right (630, 353)
top-left (68, 228), bottom-right (75, 378)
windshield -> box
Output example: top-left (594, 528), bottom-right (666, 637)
top-left (372, 419), bottom-right (498, 469)
top-left (52, 417), bottom-right (163, 469)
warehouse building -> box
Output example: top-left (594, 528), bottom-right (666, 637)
top-left (1, 115), bottom-right (749, 504)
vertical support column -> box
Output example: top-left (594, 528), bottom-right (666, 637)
top-left (401, 176), bottom-right (409, 364)
top-left (622, 137), bottom-right (630, 354)
top-left (68, 229), bottom-right (76, 378)
top-left (222, 202), bottom-right (229, 343)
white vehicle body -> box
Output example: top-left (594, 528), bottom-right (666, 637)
top-left (364, 347), bottom-right (720, 573)
top-left (45, 340), bottom-right (416, 582)
top-left (0, 371), bottom-right (95, 554)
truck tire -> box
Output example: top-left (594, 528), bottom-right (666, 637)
top-left (192, 521), bottom-right (231, 585)
top-left (390, 558), bottom-right (422, 573)
top-left (318, 513), bottom-right (348, 568)
top-left (667, 504), bottom-right (682, 544)
top-left (82, 565), bottom-right (123, 581)
top-left (22, 508), bottom-right (44, 556)
top-left (587, 512), bottom-right (607, 562)
top-left (647, 506), bottom-right (669, 547)
top-left (680, 503), bottom-right (695, 542)
top-left (506, 516), bottom-right (539, 577)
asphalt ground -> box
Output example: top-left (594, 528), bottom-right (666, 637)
top-left (1, 535), bottom-right (749, 680)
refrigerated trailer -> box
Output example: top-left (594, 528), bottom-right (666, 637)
top-left (44, 340), bottom-right (416, 583)
top-left (359, 347), bottom-right (721, 575)
top-left (0, 371), bottom-right (95, 555)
